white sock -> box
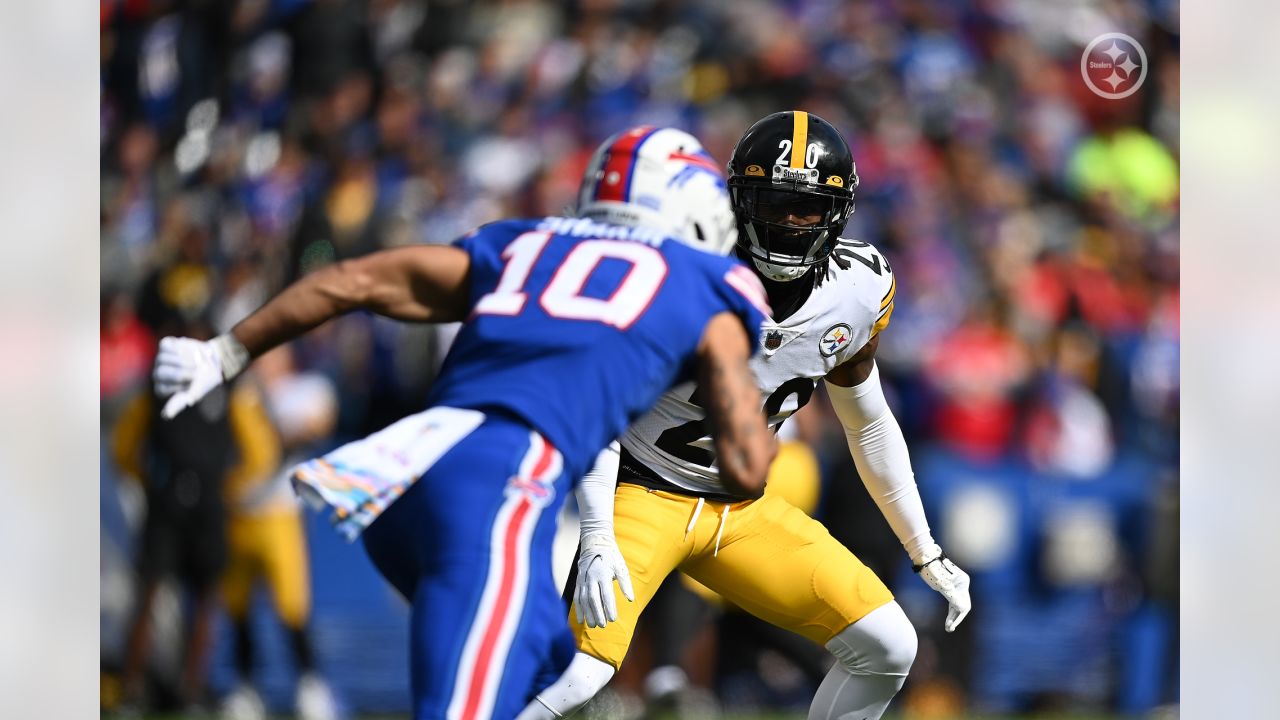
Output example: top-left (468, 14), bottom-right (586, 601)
top-left (515, 652), bottom-right (616, 720)
top-left (807, 602), bottom-right (918, 720)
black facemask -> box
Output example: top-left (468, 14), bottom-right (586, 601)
top-left (732, 185), bottom-right (848, 268)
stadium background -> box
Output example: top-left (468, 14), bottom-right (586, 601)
top-left (98, 0), bottom-right (1179, 717)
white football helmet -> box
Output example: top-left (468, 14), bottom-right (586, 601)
top-left (576, 126), bottom-right (737, 256)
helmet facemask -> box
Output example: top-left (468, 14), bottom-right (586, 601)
top-left (726, 110), bottom-right (860, 283)
top-left (730, 182), bottom-right (853, 281)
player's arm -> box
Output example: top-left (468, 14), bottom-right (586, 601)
top-left (154, 245), bottom-right (471, 419)
top-left (573, 442), bottom-right (636, 628)
top-left (231, 245), bottom-right (471, 355)
top-left (697, 311), bottom-right (775, 498)
top-left (825, 335), bottom-right (971, 631)
top-left (825, 335), bottom-right (931, 555)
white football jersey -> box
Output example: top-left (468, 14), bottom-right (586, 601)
top-left (619, 238), bottom-right (897, 497)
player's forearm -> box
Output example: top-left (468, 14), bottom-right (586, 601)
top-left (229, 259), bottom-right (373, 358)
top-left (577, 442), bottom-right (621, 536)
top-left (231, 245), bottom-right (471, 357)
top-left (825, 366), bottom-right (934, 560)
top-left (845, 408), bottom-right (934, 560)
top-left (699, 314), bottom-right (774, 497)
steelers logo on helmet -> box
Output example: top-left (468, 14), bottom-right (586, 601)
top-left (727, 111), bottom-right (858, 282)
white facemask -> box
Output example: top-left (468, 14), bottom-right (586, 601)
top-left (750, 256), bottom-right (810, 282)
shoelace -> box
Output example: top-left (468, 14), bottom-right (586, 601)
top-left (683, 497), bottom-right (732, 557)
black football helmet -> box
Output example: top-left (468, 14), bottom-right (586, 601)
top-left (727, 111), bottom-right (858, 281)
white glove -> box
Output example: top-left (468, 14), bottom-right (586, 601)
top-left (574, 532), bottom-right (635, 628)
top-left (152, 334), bottom-right (249, 419)
top-left (912, 543), bottom-right (972, 632)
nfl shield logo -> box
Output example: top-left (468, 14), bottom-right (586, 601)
top-left (764, 331), bottom-right (783, 350)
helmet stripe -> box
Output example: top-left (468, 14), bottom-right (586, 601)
top-left (790, 111), bottom-right (808, 169)
top-left (594, 126), bottom-right (660, 203)
top-left (668, 151), bottom-right (722, 176)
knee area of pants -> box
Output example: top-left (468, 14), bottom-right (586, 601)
top-left (860, 628), bottom-right (916, 676)
top-left (829, 603), bottom-right (918, 676)
top-left (875, 603), bottom-right (917, 671)
top-left (880, 620), bottom-right (917, 675)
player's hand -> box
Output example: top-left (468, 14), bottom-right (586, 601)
top-left (152, 336), bottom-right (232, 419)
top-left (912, 543), bottom-right (971, 632)
top-left (574, 532), bottom-right (635, 628)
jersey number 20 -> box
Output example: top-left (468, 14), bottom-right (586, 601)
top-left (655, 377), bottom-right (816, 467)
top-left (474, 231), bottom-right (668, 329)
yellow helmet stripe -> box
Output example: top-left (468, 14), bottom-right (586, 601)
top-left (790, 111), bottom-right (808, 168)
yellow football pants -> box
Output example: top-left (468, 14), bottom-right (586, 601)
top-left (222, 510), bottom-right (312, 627)
top-left (571, 482), bottom-right (894, 670)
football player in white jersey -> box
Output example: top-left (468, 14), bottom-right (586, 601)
top-left (517, 112), bottom-right (971, 720)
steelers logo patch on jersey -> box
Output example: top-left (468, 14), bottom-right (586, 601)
top-left (819, 323), bottom-right (853, 357)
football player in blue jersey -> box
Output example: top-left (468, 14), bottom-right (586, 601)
top-left (151, 126), bottom-right (777, 720)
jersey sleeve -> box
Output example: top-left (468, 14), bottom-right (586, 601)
top-left (450, 220), bottom-right (508, 264)
top-left (871, 266), bottom-right (896, 337)
top-left (838, 239), bottom-right (896, 338)
top-left (449, 219), bottom-right (529, 309)
top-left (718, 262), bottom-right (772, 354)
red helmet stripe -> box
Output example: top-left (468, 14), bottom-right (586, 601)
top-left (668, 151), bottom-right (723, 176)
top-left (593, 126), bottom-right (660, 202)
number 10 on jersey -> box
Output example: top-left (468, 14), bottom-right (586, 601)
top-left (474, 231), bottom-right (669, 329)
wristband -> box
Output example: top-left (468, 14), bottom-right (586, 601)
top-left (912, 554), bottom-right (948, 573)
top-left (911, 543), bottom-right (945, 573)
top-left (212, 333), bottom-right (251, 380)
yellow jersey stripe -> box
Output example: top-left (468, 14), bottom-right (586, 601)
top-left (880, 274), bottom-right (896, 310)
top-left (790, 111), bottom-right (808, 168)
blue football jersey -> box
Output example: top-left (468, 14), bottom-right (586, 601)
top-left (427, 216), bottom-right (770, 480)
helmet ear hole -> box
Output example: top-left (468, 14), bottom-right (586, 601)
top-left (693, 223), bottom-right (706, 243)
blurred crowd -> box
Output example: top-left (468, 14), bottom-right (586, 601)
top-left (100, 0), bottom-right (1179, 717)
